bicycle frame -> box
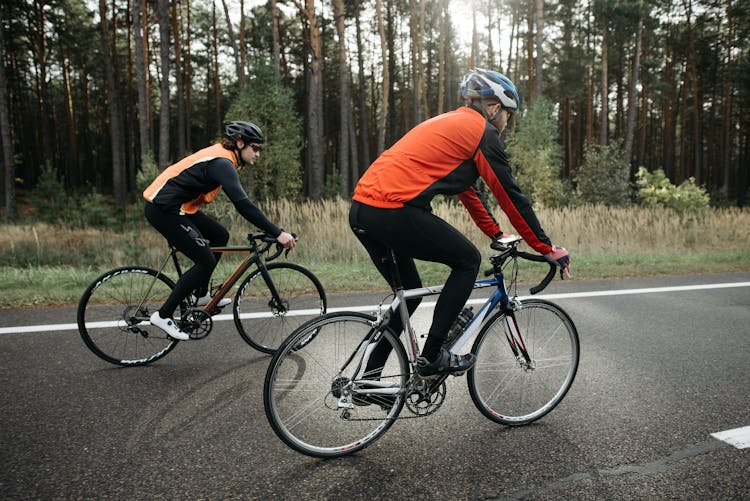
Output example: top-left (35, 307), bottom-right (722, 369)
top-left (379, 274), bottom-right (511, 366)
top-left (143, 237), bottom-right (283, 315)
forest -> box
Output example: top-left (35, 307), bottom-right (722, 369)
top-left (0, 0), bottom-right (748, 221)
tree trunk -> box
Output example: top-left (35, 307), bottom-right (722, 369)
top-left (31, 0), bottom-right (53, 166)
top-left (132, 0), bottom-right (150, 160)
top-left (470, 8), bottom-right (478, 69)
top-left (684, 0), bottom-right (701, 183)
top-left (486, 1), bottom-right (494, 68)
top-left (354, 1), bottom-right (371, 173)
top-left (293, 0), bottom-right (324, 199)
top-left (171, 1), bottom-right (186, 158)
top-left (525, 5), bottom-right (534, 99)
top-left (99, 0), bottom-right (126, 206)
top-left (624, 0), bottom-right (644, 163)
top-left (663, 33), bottom-right (676, 179)
top-left (239, 0), bottom-right (247, 85)
top-left (270, 0), bottom-right (282, 79)
top-left (599, 21), bottom-right (608, 145)
top-left (507, 7), bottom-right (516, 79)
top-left (332, 0), bottom-right (351, 195)
top-left (437, 0), bottom-right (447, 114)
top-left (157, 0), bottom-right (170, 169)
top-left (212, 3), bottom-right (221, 135)
top-left (721, 0), bottom-right (734, 193)
top-left (585, 64), bottom-right (595, 147)
top-left (221, 0), bottom-right (245, 89)
top-left (185, 0), bottom-right (192, 151)
top-left (0, 9), bottom-right (15, 220)
top-left (375, 0), bottom-right (389, 155)
top-left (534, 0), bottom-right (544, 100)
top-left (409, 0), bottom-right (426, 124)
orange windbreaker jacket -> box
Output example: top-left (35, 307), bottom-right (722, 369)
top-left (143, 144), bottom-right (239, 215)
top-left (353, 107), bottom-right (553, 255)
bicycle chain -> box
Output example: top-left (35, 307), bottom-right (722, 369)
top-left (331, 375), bottom-right (447, 422)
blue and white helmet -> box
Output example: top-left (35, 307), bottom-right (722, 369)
top-left (459, 68), bottom-right (520, 112)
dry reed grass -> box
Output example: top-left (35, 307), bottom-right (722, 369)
top-left (237, 199), bottom-right (750, 263)
top-left (2, 202), bottom-right (749, 269)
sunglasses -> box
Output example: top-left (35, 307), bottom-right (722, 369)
top-left (248, 144), bottom-right (262, 153)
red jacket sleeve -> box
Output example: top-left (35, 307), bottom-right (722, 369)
top-left (457, 185), bottom-right (501, 238)
top-left (473, 128), bottom-right (553, 255)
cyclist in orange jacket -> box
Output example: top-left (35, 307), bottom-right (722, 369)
top-left (143, 121), bottom-right (295, 340)
top-left (350, 69), bottom-right (570, 378)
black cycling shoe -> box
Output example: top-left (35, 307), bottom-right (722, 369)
top-left (352, 393), bottom-right (396, 410)
top-left (416, 349), bottom-right (476, 378)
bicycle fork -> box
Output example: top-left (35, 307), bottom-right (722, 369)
top-left (502, 306), bottom-right (534, 370)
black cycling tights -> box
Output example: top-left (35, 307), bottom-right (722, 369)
top-left (145, 203), bottom-right (229, 318)
top-left (349, 201), bottom-right (481, 363)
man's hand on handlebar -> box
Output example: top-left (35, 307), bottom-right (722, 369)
top-left (545, 245), bottom-right (571, 279)
top-left (276, 231), bottom-right (296, 251)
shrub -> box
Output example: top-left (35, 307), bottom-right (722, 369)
top-left (574, 143), bottom-right (632, 206)
top-left (136, 152), bottom-right (160, 194)
top-left (29, 164), bottom-right (74, 223)
top-left (506, 99), bottom-right (565, 207)
top-left (635, 167), bottom-right (710, 213)
top-left (225, 60), bottom-right (303, 200)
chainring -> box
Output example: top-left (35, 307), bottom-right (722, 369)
top-left (181, 308), bottom-right (213, 340)
top-left (405, 378), bottom-right (446, 417)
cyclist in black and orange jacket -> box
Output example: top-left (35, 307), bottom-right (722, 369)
top-left (350, 68), bottom-right (570, 379)
top-left (143, 121), bottom-right (296, 340)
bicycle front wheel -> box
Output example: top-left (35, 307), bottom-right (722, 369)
top-left (233, 262), bottom-right (327, 354)
top-left (264, 312), bottom-right (408, 458)
top-left (468, 299), bottom-right (579, 425)
top-left (77, 266), bottom-right (182, 366)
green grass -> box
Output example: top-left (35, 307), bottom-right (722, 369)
top-left (2, 249), bottom-right (748, 309)
top-left (1, 202), bottom-right (749, 308)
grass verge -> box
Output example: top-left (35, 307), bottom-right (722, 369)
top-left (2, 249), bottom-right (748, 309)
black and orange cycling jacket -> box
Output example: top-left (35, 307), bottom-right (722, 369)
top-left (143, 143), bottom-right (280, 236)
top-left (353, 106), bottom-right (553, 255)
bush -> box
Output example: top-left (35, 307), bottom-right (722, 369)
top-left (225, 60), bottom-right (303, 200)
top-left (29, 164), bottom-right (74, 223)
top-left (136, 152), bottom-right (160, 194)
top-left (574, 143), bottom-right (632, 206)
top-left (29, 164), bottom-right (119, 228)
top-left (635, 167), bottom-right (710, 213)
top-left (506, 99), bottom-right (565, 207)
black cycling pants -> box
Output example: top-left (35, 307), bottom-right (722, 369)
top-left (145, 203), bottom-right (229, 317)
top-left (349, 201), bottom-right (481, 363)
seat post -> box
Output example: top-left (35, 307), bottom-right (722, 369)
top-left (383, 248), bottom-right (403, 292)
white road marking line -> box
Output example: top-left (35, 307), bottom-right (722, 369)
top-left (1, 281), bottom-right (749, 335)
top-left (711, 426), bottom-right (750, 449)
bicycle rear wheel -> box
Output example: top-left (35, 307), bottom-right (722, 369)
top-left (264, 312), bottom-right (408, 458)
top-left (77, 266), bottom-right (182, 366)
top-left (468, 299), bottom-right (579, 425)
top-left (233, 262), bottom-right (327, 354)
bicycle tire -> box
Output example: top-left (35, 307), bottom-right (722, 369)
top-left (264, 312), bottom-right (408, 458)
top-left (468, 299), bottom-right (579, 425)
top-left (77, 266), bottom-right (183, 366)
top-left (233, 262), bottom-right (327, 354)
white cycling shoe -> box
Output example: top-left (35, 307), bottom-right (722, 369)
top-left (149, 311), bottom-right (190, 341)
top-left (193, 292), bottom-right (231, 308)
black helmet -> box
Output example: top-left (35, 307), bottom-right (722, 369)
top-left (224, 121), bottom-right (265, 144)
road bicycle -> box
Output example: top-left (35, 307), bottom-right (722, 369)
top-left (77, 233), bottom-right (327, 366)
top-left (263, 235), bottom-right (579, 458)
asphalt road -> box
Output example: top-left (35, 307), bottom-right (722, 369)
top-left (1, 272), bottom-right (749, 500)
